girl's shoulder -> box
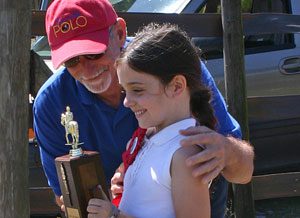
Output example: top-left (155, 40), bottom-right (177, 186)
top-left (171, 144), bottom-right (204, 177)
top-left (173, 144), bottom-right (203, 162)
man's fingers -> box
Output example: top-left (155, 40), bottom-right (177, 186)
top-left (185, 149), bottom-right (215, 166)
top-left (55, 195), bottom-right (65, 212)
top-left (180, 132), bottom-right (216, 148)
top-left (116, 163), bottom-right (125, 174)
top-left (202, 167), bottom-right (222, 184)
top-left (111, 172), bottom-right (123, 184)
top-left (111, 171), bottom-right (124, 197)
top-left (191, 157), bottom-right (220, 178)
top-left (179, 125), bottom-right (212, 136)
top-left (181, 134), bottom-right (205, 147)
top-left (111, 171), bottom-right (124, 187)
top-left (60, 204), bottom-right (65, 212)
top-left (111, 184), bottom-right (123, 197)
top-left (110, 163), bottom-right (124, 191)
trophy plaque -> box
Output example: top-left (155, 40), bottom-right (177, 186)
top-left (55, 106), bottom-right (109, 218)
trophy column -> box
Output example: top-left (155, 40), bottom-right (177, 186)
top-left (55, 106), bottom-right (109, 218)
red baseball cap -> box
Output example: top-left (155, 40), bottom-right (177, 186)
top-left (46, 0), bottom-right (118, 69)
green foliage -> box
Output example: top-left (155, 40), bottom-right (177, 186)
top-left (241, 0), bottom-right (253, 12)
top-left (110, 0), bottom-right (136, 12)
top-left (199, 0), bottom-right (253, 14)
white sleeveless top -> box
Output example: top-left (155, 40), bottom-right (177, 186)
top-left (119, 118), bottom-right (196, 218)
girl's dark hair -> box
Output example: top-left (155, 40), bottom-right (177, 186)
top-left (117, 23), bottom-right (216, 129)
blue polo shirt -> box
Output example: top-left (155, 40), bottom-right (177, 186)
top-left (33, 58), bottom-right (241, 218)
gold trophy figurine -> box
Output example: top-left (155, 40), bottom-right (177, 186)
top-left (61, 106), bottom-right (83, 157)
top-left (55, 106), bottom-right (109, 218)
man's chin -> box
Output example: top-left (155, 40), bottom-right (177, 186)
top-left (84, 85), bottom-right (108, 94)
top-left (82, 77), bottom-right (113, 94)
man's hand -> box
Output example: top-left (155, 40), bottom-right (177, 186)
top-left (180, 125), bottom-right (254, 184)
top-left (55, 195), bottom-right (65, 212)
top-left (111, 163), bottom-right (124, 198)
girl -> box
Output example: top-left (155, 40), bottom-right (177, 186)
top-left (87, 23), bottom-right (216, 218)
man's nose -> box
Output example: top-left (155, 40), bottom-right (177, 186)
top-left (79, 56), bottom-right (95, 68)
top-left (77, 57), bottom-right (99, 74)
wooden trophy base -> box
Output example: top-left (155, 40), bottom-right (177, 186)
top-left (55, 151), bottom-right (109, 218)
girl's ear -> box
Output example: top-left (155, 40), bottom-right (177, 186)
top-left (166, 75), bottom-right (187, 97)
top-left (115, 18), bottom-right (127, 47)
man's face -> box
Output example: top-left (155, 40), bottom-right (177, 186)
top-left (66, 22), bottom-right (125, 96)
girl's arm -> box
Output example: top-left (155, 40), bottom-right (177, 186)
top-left (171, 145), bottom-right (210, 218)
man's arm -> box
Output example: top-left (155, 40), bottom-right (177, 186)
top-left (222, 135), bottom-right (254, 183)
top-left (33, 88), bottom-right (67, 197)
top-left (179, 62), bottom-right (254, 184)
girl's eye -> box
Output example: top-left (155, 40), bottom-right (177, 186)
top-left (133, 89), bottom-right (143, 93)
top-left (121, 88), bottom-right (126, 94)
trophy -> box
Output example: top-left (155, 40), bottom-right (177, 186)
top-left (55, 106), bottom-right (109, 218)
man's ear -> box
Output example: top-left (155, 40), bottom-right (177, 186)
top-left (167, 75), bottom-right (187, 97)
top-left (115, 18), bottom-right (127, 47)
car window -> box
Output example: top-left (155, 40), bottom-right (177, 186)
top-left (126, 0), bottom-right (191, 13)
top-left (35, 0), bottom-right (192, 13)
top-left (194, 0), bottom-right (294, 60)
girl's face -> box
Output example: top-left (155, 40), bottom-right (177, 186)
top-left (117, 62), bottom-right (175, 131)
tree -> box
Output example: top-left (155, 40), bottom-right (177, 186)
top-left (221, 0), bottom-right (255, 217)
top-left (0, 0), bottom-right (31, 217)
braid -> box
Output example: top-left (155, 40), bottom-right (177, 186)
top-left (190, 87), bottom-right (216, 130)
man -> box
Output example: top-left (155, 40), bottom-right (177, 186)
top-left (33, 0), bottom-right (254, 217)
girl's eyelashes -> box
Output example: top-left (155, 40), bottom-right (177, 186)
top-left (121, 87), bottom-right (144, 94)
top-left (132, 89), bottom-right (143, 93)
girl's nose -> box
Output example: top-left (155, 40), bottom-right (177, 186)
top-left (123, 94), bottom-right (135, 108)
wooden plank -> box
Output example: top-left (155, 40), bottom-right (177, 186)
top-left (32, 10), bottom-right (46, 36)
top-left (118, 12), bottom-right (222, 37)
top-left (252, 172), bottom-right (300, 200)
top-left (31, 10), bottom-right (300, 37)
top-left (30, 187), bottom-right (62, 216)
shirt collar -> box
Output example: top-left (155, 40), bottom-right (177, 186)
top-left (148, 118), bottom-right (196, 146)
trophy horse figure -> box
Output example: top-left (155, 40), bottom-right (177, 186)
top-left (61, 106), bottom-right (79, 149)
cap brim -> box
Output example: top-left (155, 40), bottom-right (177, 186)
top-left (51, 28), bottom-right (109, 69)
